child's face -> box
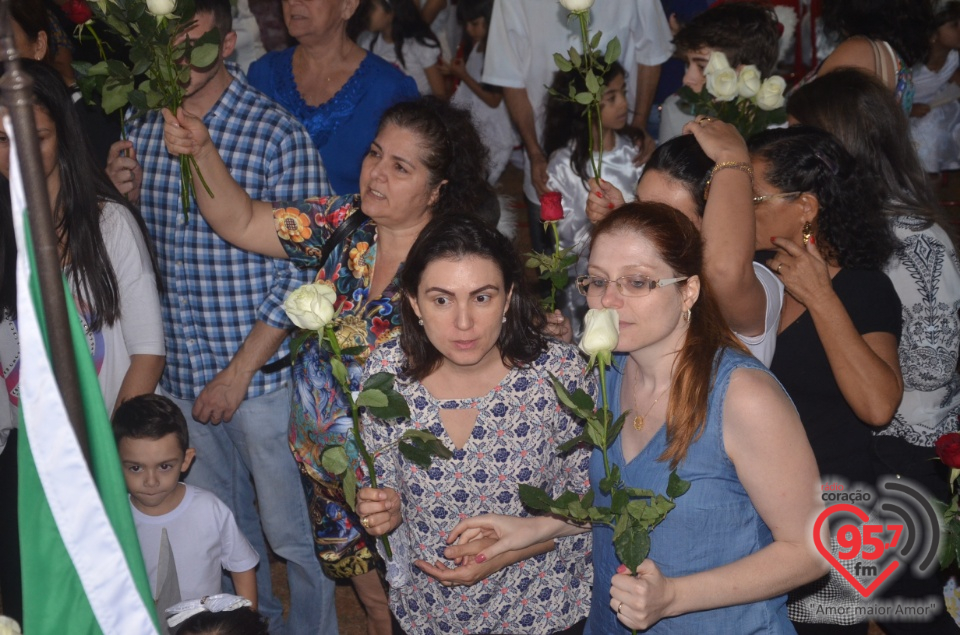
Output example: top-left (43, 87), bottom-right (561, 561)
top-left (465, 17), bottom-right (488, 43)
top-left (682, 47), bottom-right (715, 92)
top-left (938, 20), bottom-right (960, 51)
top-left (368, 1), bottom-right (393, 33)
top-left (119, 433), bottom-right (195, 516)
top-left (600, 72), bottom-right (629, 131)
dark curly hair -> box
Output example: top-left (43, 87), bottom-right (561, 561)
top-left (377, 97), bottom-right (496, 225)
top-left (821, 0), bottom-right (934, 67)
top-left (672, 2), bottom-right (781, 75)
top-left (399, 215), bottom-right (547, 381)
top-left (112, 394), bottom-right (190, 454)
top-left (641, 134), bottom-right (713, 218)
top-left (747, 126), bottom-right (896, 271)
top-left (176, 607), bottom-right (269, 635)
top-left (543, 62), bottom-right (645, 183)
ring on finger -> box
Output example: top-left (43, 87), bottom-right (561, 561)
top-left (360, 515), bottom-right (371, 529)
top-left (776, 262), bottom-right (784, 274)
top-left (617, 601), bottom-right (624, 614)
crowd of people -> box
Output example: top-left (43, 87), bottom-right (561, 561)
top-left (2, 0), bottom-right (960, 634)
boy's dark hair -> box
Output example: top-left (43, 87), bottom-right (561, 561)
top-left (194, 0), bottom-right (233, 39)
top-left (456, 0), bottom-right (494, 25)
top-left (673, 2), bottom-right (780, 75)
top-left (177, 607), bottom-right (268, 635)
top-left (112, 394), bottom-right (190, 453)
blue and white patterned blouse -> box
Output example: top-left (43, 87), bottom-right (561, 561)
top-left (362, 338), bottom-right (594, 635)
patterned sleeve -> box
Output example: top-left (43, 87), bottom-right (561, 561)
top-left (272, 194), bottom-right (365, 269)
top-left (359, 340), bottom-right (407, 492)
top-left (547, 341), bottom-right (597, 497)
top-left (256, 116), bottom-right (332, 329)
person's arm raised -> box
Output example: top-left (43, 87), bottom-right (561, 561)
top-left (162, 108), bottom-right (286, 259)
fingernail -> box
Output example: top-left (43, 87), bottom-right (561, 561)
top-left (810, 234), bottom-right (816, 245)
top-left (608, 203), bottom-right (615, 209)
top-left (770, 236), bottom-right (777, 243)
top-left (596, 191), bottom-right (604, 199)
top-left (617, 564), bottom-right (628, 574)
top-left (475, 554), bottom-right (486, 564)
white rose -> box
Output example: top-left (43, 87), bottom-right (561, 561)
top-left (0, 616), bottom-right (22, 635)
top-left (558, 0), bottom-right (594, 13)
top-left (146, 0), bottom-right (176, 16)
top-left (579, 308), bottom-right (619, 364)
top-left (283, 282), bottom-right (337, 331)
top-left (703, 51), bottom-right (731, 76)
top-left (755, 76), bottom-right (787, 111)
top-left (706, 67), bottom-right (738, 101)
top-left (737, 65), bottom-right (762, 98)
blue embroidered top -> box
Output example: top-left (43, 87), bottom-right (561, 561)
top-left (248, 49), bottom-right (419, 195)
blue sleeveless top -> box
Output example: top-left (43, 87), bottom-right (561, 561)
top-left (585, 348), bottom-right (795, 634)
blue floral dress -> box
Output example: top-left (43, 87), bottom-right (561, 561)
top-left (361, 338), bottom-right (594, 635)
top-left (274, 194), bottom-right (402, 578)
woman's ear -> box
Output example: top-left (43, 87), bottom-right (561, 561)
top-left (680, 274), bottom-right (700, 314)
top-left (343, 0), bottom-right (361, 21)
top-left (34, 30), bottom-right (49, 61)
top-left (796, 192), bottom-right (820, 225)
top-left (408, 295), bottom-right (422, 321)
top-left (427, 179), bottom-right (449, 208)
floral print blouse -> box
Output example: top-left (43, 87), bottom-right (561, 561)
top-left (274, 194), bottom-right (402, 485)
top-left (361, 338), bottom-right (595, 635)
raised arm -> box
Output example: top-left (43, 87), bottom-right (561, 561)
top-left (610, 368), bottom-right (827, 630)
top-left (685, 120), bottom-right (769, 337)
top-left (769, 238), bottom-right (903, 425)
top-left (503, 87), bottom-right (550, 198)
top-left (161, 109), bottom-right (286, 259)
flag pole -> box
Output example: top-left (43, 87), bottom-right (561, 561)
top-left (0, 0), bottom-right (90, 464)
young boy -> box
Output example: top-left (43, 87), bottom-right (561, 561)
top-left (659, 2), bottom-right (781, 142)
top-left (113, 395), bottom-right (259, 612)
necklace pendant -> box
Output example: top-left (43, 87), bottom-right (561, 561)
top-left (633, 414), bottom-right (645, 431)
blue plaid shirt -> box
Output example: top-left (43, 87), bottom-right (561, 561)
top-left (129, 71), bottom-right (328, 400)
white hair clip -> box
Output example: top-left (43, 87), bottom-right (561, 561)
top-left (165, 593), bottom-right (252, 627)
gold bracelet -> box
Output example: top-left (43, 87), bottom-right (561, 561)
top-left (703, 161), bottom-right (754, 201)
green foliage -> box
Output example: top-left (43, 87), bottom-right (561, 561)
top-left (676, 84), bottom-right (787, 139)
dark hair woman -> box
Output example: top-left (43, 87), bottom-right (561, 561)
top-left (787, 70), bottom-right (960, 635)
top-left (360, 0), bottom-right (446, 97)
top-left (163, 96), bottom-right (495, 635)
top-left (356, 214), bottom-right (593, 635)
top-left (445, 202), bottom-right (826, 633)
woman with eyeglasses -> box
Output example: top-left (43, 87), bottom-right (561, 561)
top-left (748, 127), bottom-right (911, 634)
top-left (446, 202), bottom-right (827, 633)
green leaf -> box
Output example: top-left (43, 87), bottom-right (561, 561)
top-left (190, 41), bottom-right (220, 68)
top-left (556, 433), bottom-right (587, 454)
top-left (289, 329), bottom-right (310, 362)
top-left (666, 471), bottom-right (692, 499)
top-left (340, 345), bottom-right (368, 357)
top-left (610, 488), bottom-right (629, 514)
top-left (398, 441), bottom-right (433, 468)
top-left (614, 525), bottom-right (650, 572)
top-left (343, 469), bottom-right (358, 510)
top-left (585, 70), bottom-right (599, 95)
top-left (365, 389), bottom-right (410, 420)
top-left (102, 79), bottom-right (133, 114)
top-left (623, 486), bottom-right (656, 499)
top-left (585, 418), bottom-right (605, 449)
top-left (127, 89), bottom-right (149, 111)
top-left (550, 375), bottom-right (592, 420)
top-left (604, 37), bottom-right (621, 65)
top-left (331, 357), bottom-right (348, 388)
top-left (574, 91), bottom-right (594, 105)
top-left (568, 47), bottom-right (581, 68)
top-left (607, 412), bottom-right (627, 449)
top-left (598, 464), bottom-right (621, 495)
top-left (321, 445), bottom-right (350, 476)
top-left (363, 371), bottom-right (395, 393)
top-left (519, 484), bottom-right (558, 513)
top-left (553, 53), bottom-right (573, 72)
top-left (86, 60), bottom-right (111, 77)
top-left (590, 31), bottom-right (602, 50)
top-left (357, 388), bottom-right (388, 408)
top-left (399, 429), bottom-right (452, 460)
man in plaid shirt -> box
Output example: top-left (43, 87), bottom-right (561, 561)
top-left (105, 0), bottom-right (336, 632)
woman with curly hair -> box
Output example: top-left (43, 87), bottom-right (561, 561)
top-left (812, 0), bottom-right (935, 113)
top-left (748, 127), bottom-right (914, 634)
top-left (163, 96), bottom-right (495, 635)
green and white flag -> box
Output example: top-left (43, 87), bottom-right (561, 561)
top-left (8, 116), bottom-right (160, 634)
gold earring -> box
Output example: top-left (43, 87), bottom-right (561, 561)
top-left (802, 221), bottom-right (813, 246)
top-left (683, 308), bottom-right (692, 322)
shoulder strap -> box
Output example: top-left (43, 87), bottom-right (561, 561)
top-left (871, 39), bottom-right (896, 88)
top-left (260, 208), bottom-right (370, 374)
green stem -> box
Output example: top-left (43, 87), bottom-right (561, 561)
top-left (544, 221), bottom-right (563, 313)
top-left (324, 325), bottom-right (394, 559)
top-left (598, 362), bottom-right (611, 480)
top-left (577, 12), bottom-right (603, 181)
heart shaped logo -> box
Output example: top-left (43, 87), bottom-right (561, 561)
top-left (814, 504), bottom-right (900, 598)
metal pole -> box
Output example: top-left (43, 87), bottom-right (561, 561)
top-left (0, 0), bottom-right (89, 464)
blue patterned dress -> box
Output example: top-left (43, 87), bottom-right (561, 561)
top-left (275, 194), bottom-right (402, 578)
top-left (361, 339), bottom-right (594, 635)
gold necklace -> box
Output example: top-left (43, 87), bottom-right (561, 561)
top-left (629, 362), bottom-right (669, 431)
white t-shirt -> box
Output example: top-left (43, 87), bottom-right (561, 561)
top-left (132, 484), bottom-right (259, 604)
top-left (736, 262), bottom-right (783, 367)
top-left (482, 0), bottom-right (673, 201)
top-left (0, 201), bottom-right (164, 455)
top-left (361, 33), bottom-right (441, 96)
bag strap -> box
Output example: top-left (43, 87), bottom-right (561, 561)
top-left (261, 209), bottom-right (370, 374)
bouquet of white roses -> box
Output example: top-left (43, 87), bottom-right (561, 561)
top-left (74, 0), bottom-right (219, 220)
top-left (676, 51), bottom-right (787, 139)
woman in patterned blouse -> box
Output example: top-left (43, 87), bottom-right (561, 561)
top-left (162, 97), bottom-right (495, 635)
top-left (356, 215), bottom-right (594, 635)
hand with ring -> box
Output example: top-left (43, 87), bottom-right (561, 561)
top-left (610, 559), bottom-right (676, 630)
top-left (356, 486), bottom-right (402, 536)
top-left (767, 235), bottom-right (834, 308)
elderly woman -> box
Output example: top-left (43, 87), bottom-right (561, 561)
top-left (247, 0), bottom-right (419, 195)
top-left (163, 97), bottom-right (493, 635)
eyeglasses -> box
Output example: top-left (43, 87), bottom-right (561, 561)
top-left (575, 274), bottom-right (688, 297)
top-left (752, 191), bottom-right (802, 205)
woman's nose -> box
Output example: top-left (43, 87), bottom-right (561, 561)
top-left (600, 283), bottom-right (623, 309)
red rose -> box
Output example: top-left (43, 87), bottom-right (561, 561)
top-left (61, 0), bottom-right (93, 24)
top-left (539, 192), bottom-right (564, 222)
top-left (936, 432), bottom-right (960, 468)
